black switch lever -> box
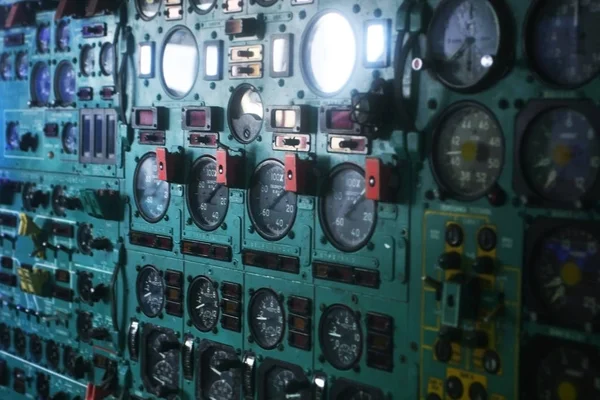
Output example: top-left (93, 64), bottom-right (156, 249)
top-left (90, 237), bottom-right (113, 251)
top-left (89, 327), bottom-right (111, 341)
top-left (214, 359), bottom-right (242, 372)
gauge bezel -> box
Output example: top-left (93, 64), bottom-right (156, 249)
top-left (135, 0), bottom-right (163, 21)
top-left (318, 304), bottom-right (363, 370)
top-left (15, 52), bottom-right (28, 80)
top-left (248, 159), bottom-right (298, 241)
top-left (186, 155), bottom-right (229, 231)
top-left (256, 0), bottom-right (278, 6)
top-left (187, 276), bottom-right (220, 332)
top-left (133, 151), bottom-right (171, 223)
top-left (190, 0), bottom-right (217, 14)
top-left (54, 60), bottom-right (76, 106)
top-left (36, 24), bottom-right (51, 54)
top-left (300, 9), bottom-right (358, 98)
top-left (159, 25), bottom-right (199, 100)
top-left (257, 358), bottom-right (309, 400)
top-left (318, 162), bottom-right (377, 252)
top-left (429, 100), bottom-right (505, 201)
top-left (248, 288), bottom-right (286, 350)
top-left (56, 20), bottom-right (70, 52)
top-left (62, 122), bottom-right (77, 154)
top-left (0, 53), bottom-right (11, 81)
top-left (136, 265), bottom-right (166, 318)
top-left (30, 61), bottom-right (51, 106)
top-left (426, 0), bottom-right (514, 93)
top-left (514, 99), bottom-right (600, 208)
top-left (227, 83), bottom-right (264, 144)
top-left (99, 42), bottom-right (115, 77)
top-left (79, 45), bottom-right (94, 77)
top-left (523, 0), bottom-right (600, 90)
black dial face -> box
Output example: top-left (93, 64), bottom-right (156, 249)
top-left (201, 347), bottom-right (239, 400)
top-left (6, 122), bottom-right (19, 151)
top-left (266, 367), bottom-right (307, 400)
top-left (136, 0), bottom-right (162, 20)
top-left (428, 0), bottom-right (502, 90)
top-left (522, 108), bottom-right (600, 203)
top-left (187, 276), bottom-right (219, 332)
top-left (248, 160), bottom-right (297, 241)
top-left (56, 21), bottom-right (70, 51)
top-left (0, 324), bottom-right (10, 349)
top-left (80, 45), bottom-right (94, 77)
top-left (37, 25), bottom-right (51, 53)
top-left (14, 328), bottom-right (26, 356)
top-left (30, 62), bottom-right (51, 105)
top-left (533, 227), bottom-right (600, 326)
top-left (527, 0), bottom-right (600, 88)
top-left (136, 266), bottom-right (165, 318)
top-left (1, 53), bottom-right (11, 81)
top-left (249, 289), bottom-right (285, 349)
top-left (134, 152), bottom-right (171, 223)
top-left (228, 84), bottom-right (264, 144)
top-left (320, 164), bottom-right (377, 252)
top-left (16, 52), bottom-right (28, 80)
top-left (77, 271), bottom-right (93, 302)
top-left (77, 224), bottom-right (92, 255)
top-left (432, 103), bottom-right (504, 200)
top-left (320, 305), bottom-right (363, 370)
top-left (191, 0), bottom-right (216, 13)
top-left (145, 330), bottom-right (180, 395)
top-left (54, 61), bottom-right (76, 105)
top-left (62, 123), bottom-right (77, 154)
top-left (100, 43), bottom-right (115, 76)
top-left (30, 334), bottom-right (42, 362)
top-left (209, 380), bottom-right (234, 400)
top-left (536, 347), bottom-right (600, 400)
top-left (187, 156), bottom-right (229, 231)
top-left (46, 340), bottom-right (60, 369)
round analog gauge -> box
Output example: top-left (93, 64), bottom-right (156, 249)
top-left (62, 123), bottom-right (77, 154)
top-left (14, 328), bottom-right (26, 356)
top-left (266, 368), bottom-right (307, 400)
top-left (134, 152), bottom-right (171, 223)
top-left (56, 21), bottom-right (70, 51)
top-left (36, 25), bottom-right (51, 53)
top-left (1, 53), bottom-right (11, 81)
top-left (146, 330), bottom-right (180, 395)
top-left (187, 276), bottom-right (219, 332)
top-left (77, 224), bottom-right (92, 255)
top-left (46, 340), bottom-right (60, 369)
top-left (209, 380), bottom-right (234, 400)
top-left (161, 26), bottom-right (198, 98)
top-left (431, 102), bottom-right (505, 200)
top-left (248, 159), bottom-right (297, 241)
top-left (80, 45), bottom-right (94, 77)
top-left (5, 122), bottom-right (19, 151)
top-left (532, 226), bottom-right (600, 326)
top-left (100, 43), bottom-right (115, 76)
top-left (319, 304), bottom-right (363, 370)
top-left (190, 0), bottom-right (216, 14)
top-left (302, 11), bottom-right (357, 96)
top-left (187, 156), bottom-right (229, 231)
top-left (319, 164), bottom-right (377, 252)
top-left (30, 62), bottom-right (51, 105)
top-left (521, 108), bottom-right (600, 204)
top-left (136, 0), bottom-right (162, 20)
top-left (0, 324), bottom-right (9, 349)
top-left (152, 360), bottom-right (176, 387)
top-left (201, 347), bottom-right (239, 400)
top-left (136, 265), bottom-right (165, 318)
top-left (526, 0), bottom-right (600, 88)
top-left (249, 289), bottom-right (285, 349)
top-left (77, 271), bottom-right (93, 301)
top-left (256, 0), bottom-right (278, 6)
top-left (54, 61), bottom-right (76, 105)
top-left (16, 52), bottom-right (28, 80)
top-left (227, 83), bottom-right (264, 144)
top-left (536, 346), bottom-right (600, 400)
top-left (427, 0), bottom-right (506, 91)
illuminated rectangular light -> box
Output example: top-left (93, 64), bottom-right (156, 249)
top-left (270, 34), bottom-right (292, 77)
top-left (274, 109), bottom-right (296, 129)
top-left (330, 109), bottom-right (354, 130)
top-left (204, 40), bottom-right (223, 81)
top-left (364, 20), bottom-right (390, 68)
top-left (138, 42), bottom-right (155, 78)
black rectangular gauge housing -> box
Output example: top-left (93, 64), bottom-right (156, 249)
top-left (270, 33), bottom-right (293, 78)
top-left (132, 107), bottom-right (167, 130)
top-left (320, 105), bottom-right (362, 134)
top-left (181, 106), bottom-right (222, 131)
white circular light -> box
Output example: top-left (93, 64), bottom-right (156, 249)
top-left (161, 27), bottom-right (199, 98)
top-left (304, 12), bottom-right (356, 96)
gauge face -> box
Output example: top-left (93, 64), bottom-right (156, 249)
top-left (136, 0), bottom-right (162, 20)
top-left (533, 227), bottom-right (600, 326)
top-left (16, 52), bottom-right (28, 80)
top-left (209, 380), bottom-right (234, 400)
top-left (526, 0), bottom-right (600, 88)
top-left (46, 340), bottom-right (60, 369)
top-left (200, 346), bottom-right (239, 400)
top-left (5, 122), bottom-right (19, 151)
top-left (134, 152), bottom-right (171, 223)
top-left (37, 25), bottom-right (51, 53)
top-left (320, 305), bottom-right (363, 370)
top-left (256, 0), bottom-right (278, 6)
top-left (428, 0), bottom-right (502, 91)
top-left (320, 164), bottom-right (377, 252)
top-left (161, 26), bottom-right (198, 98)
top-left (432, 103), bottom-right (505, 200)
top-left (77, 224), bottom-right (92, 255)
top-left (54, 61), bottom-right (76, 105)
top-left (228, 84), bottom-right (264, 144)
top-left (187, 276), bottom-right (220, 332)
top-left (1, 53), bottom-right (11, 81)
top-left (30, 62), bottom-right (51, 105)
top-left (187, 156), bottom-right (229, 231)
top-left (0, 324), bottom-right (9, 349)
top-left (190, 0), bottom-right (216, 13)
top-left (248, 160), bottom-right (297, 241)
top-left (302, 11), bottom-right (357, 96)
top-left (522, 108), bottom-right (600, 203)
top-left (136, 266), bottom-right (165, 318)
top-left (77, 271), bottom-right (93, 302)
top-left (536, 346), bottom-right (600, 400)
top-left (266, 368), bottom-right (300, 400)
top-left (56, 21), bottom-right (70, 51)
top-left (80, 45), bottom-right (94, 77)
top-left (249, 289), bottom-right (285, 349)
top-left (145, 330), bottom-right (180, 395)
top-left (100, 43), bottom-right (115, 76)
top-left (62, 123), bottom-right (77, 154)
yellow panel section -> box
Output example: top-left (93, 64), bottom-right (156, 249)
top-left (427, 377), bottom-right (444, 397)
top-left (445, 368), bottom-right (487, 400)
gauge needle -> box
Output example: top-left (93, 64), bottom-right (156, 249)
top-left (268, 189), bottom-right (287, 210)
top-left (544, 169), bottom-right (558, 189)
top-left (154, 377), bottom-right (165, 385)
top-left (446, 151), bottom-right (462, 155)
top-left (551, 286), bottom-right (566, 303)
top-left (343, 189), bottom-right (366, 218)
top-left (196, 303), bottom-right (205, 309)
top-left (256, 316), bottom-right (268, 321)
top-left (144, 292), bottom-right (152, 297)
top-left (448, 37), bottom-right (475, 62)
top-left (205, 184), bottom-right (222, 204)
top-left (544, 277), bottom-right (563, 288)
top-left (210, 366), bottom-right (222, 376)
top-left (328, 331), bottom-right (342, 338)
